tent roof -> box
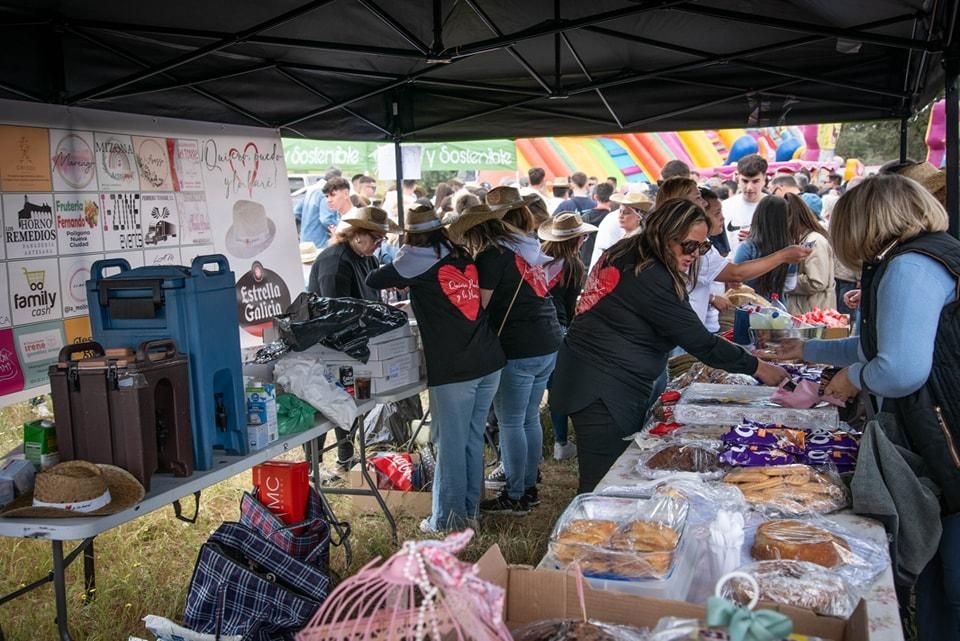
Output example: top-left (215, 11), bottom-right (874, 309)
top-left (0, 1), bottom-right (954, 141)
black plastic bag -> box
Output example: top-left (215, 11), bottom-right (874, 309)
top-left (274, 294), bottom-right (409, 362)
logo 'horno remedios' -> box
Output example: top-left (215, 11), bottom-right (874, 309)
top-left (52, 134), bottom-right (96, 189)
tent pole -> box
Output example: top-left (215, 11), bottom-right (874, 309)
top-left (946, 54), bottom-right (959, 238)
top-left (394, 138), bottom-right (405, 233)
top-left (899, 117), bottom-right (909, 163)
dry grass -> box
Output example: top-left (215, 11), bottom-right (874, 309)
top-left (0, 400), bottom-right (577, 641)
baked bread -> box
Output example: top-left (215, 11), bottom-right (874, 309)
top-left (555, 519), bottom-right (619, 546)
top-left (645, 445), bottom-right (720, 473)
top-left (752, 519), bottom-right (851, 567)
top-left (728, 560), bottom-right (857, 617)
top-left (722, 465), bottom-right (849, 514)
top-left (608, 521), bottom-right (679, 552)
top-left (512, 619), bottom-right (618, 641)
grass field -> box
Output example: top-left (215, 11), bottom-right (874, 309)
top-left (0, 399), bottom-right (578, 641)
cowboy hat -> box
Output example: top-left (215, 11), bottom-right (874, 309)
top-left (342, 206), bottom-right (400, 234)
top-left (549, 177), bottom-right (570, 189)
top-left (0, 460), bottom-right (144, 518)
top-left (898, 161), bottom-right (946, 196)
top-left (447, 203), bottom-right (509, 242)
top-left (225, 200), bottom-right (276, 259)
top-left (403, 204), bottom-right (443, 233)
top-left (299, 241), bottom-right (320, 264)
top-left (538, 212), bottom-right (598, 242)
top-left (610, 191), bottom-right (654, 211)
top-left (485, 185), bottom-right (525, 210)
top-left (440, 211), bottom-right (460, 227)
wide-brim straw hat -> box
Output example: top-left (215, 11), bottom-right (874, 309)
top-left (403, 204), bottom-right (443, 233)
top-left (899, 161), bottom-right (946, 196)
top-left (1, 460), bottom-right (145, 518)
top-left (299, 241), bottom-right (320, 263)
top-left (538, 212), bottom-right (598, 242)
top-left (447, 203), bottom-right (509, 241)
top-left (549, 177), bottom-right (570, 189)
top-left (485, 185), bottom-right (525, 211)
top-left (610, 191), bottom-right (654, 211)
top-left (342, 206), bottom-right (400, 234)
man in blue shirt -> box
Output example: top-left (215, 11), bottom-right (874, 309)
top-left (300, 177), bottom-right (351, 247)
top-left (553, 171), bottom-right (597, 215)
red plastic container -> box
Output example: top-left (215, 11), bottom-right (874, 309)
top-left (252, 460), bottom-right (310, 525)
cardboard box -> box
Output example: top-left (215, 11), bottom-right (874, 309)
top-left (23, 420), bottom-right (59, 470)
top-left (370, 364), bottom-right (420, 394)
top-left (252, 460), bottom-right (310, 524)
top-left (305, 336), bottom-right (419, 362)
top-left (368, 323), bottom-right (415, 345)
top-left (474, 545), bottom-right (872, 641)
top-left (823, 326), bottom-right (851, 340)
top-left (348, 460), bottom-right (433, 517)
top-left (326, 352), bottom-right (419, 379)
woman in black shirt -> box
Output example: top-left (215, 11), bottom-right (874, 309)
top-left (539, 212), bottom-right (597, 461)
top-left (307, 206), bottom-right (397, 300)
top-left (367, 206), bottom-right (505, 532)
top-left (552, 199), bottom-right (790, 492)
top-left (450, 187), bottom-right (563, 514)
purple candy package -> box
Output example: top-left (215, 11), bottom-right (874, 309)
top-left (721, 421), bottom-right (806, 456)
top-left (803, 448), bottom-right (858, 472)
top-left (720, 445), bottom-right (797, 467)
top-left (805, 429), bottom-right (859, 452)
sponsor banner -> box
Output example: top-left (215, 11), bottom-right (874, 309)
top-left (176, 192), bottom-right (213, 245)
top-left (63, 315), bottom-right (96, 359)
top-left (168, 138), bottom-right (204, 191)
top-left (50, 130), bottom-right (98, 191)
top-left (419, 140), bottom-right (516, 171)
top-left (0, 263), bottom-right (10, 328)
top-left (55, 193), bottom-right (103, 255)
top-left (281, 138), bottom-right (370, 174)
top-left (141, 192), bottom-right (180, 248)
top-left (94, 133), bottom-right (140, 191)
top-left (100, 192), bottom-right (143, 252)
top-left (235, 260), bottom-right (291, 338)
top-left (133, 136), bottom-right (174, 191)
top-left (13, 320), bottom-right (64, 387)
top-left (3, 193), bottom-right (57, 258)
top-left (143, 247), bottom-right (182, 266)
top-left (0, 125), bottom-right (52, 191)
top-left (0, 328), bottom-right (24, 395)
top-left (59, 254), bottom-right (101, 318)
top-left (9, 257), bottom-right (61, 325)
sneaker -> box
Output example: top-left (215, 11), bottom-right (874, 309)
top-left (553, 441), bottom-right (578, 461)
top-left (523, 486), bottom-right (541, 507)
top-left (485, 462), bottom-right (506, 490)
top-left (335, 457), bottom-right (358, 476)
top-left (419, 518), bottom-right (441, 534)
top-left (480, 490), bottom-right (530, 515)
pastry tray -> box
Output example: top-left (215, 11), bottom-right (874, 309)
top-left (674, 383), bottom-right (839, 430)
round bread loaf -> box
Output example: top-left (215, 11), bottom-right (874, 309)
top-left (752, 519), bottom-right (851, 568)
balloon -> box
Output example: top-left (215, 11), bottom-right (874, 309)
top-left (726, 135), bottom-right (758, 164)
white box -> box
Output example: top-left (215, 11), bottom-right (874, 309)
top-left (326, 352), bottom-right (419, 379)
top-left (246, 383), bottom-right (279, 444)
top-left (0, 458), bottom-right (35, 495)
top-left (368, 323), bottom-right (414, 345)
top-left (305, 336), bottom-right (418, 363)
top-left (370, 364), bottom-right (421, 394)
top-left (247, 422), bottom-right (269, 451)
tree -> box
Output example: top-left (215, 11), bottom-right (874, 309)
top-left (834, 97), bottom-right (942, 165)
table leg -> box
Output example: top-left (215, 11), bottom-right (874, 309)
top-left (355, 414), bottom-right (398, 544)
top-left (51, 540), bottom-right (75, 641)
top-left (306, 439), bottom-right (320, 488)
top-left (83, 540), bottom-right (95, 601)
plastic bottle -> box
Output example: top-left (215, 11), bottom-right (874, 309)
top-left (769, 293), bottom-right (789, 314)
top-left (769, 311), bottom-right (791, 330)
top-left (749, 309), bottom-right (771, 329)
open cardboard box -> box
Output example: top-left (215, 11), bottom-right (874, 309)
top-left (348, 454), bottom-right (432, 517)
top-left (474, 545), bottom-right (872, 641)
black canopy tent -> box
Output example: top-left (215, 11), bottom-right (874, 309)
top-left (0, 0), bottom-right (957, 231)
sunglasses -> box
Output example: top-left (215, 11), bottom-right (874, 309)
top-left (678, 239), bottom-right (712, 256)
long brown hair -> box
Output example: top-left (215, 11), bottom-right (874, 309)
top-left (460, 218), bottom-right (527, 257)
top-left (404, 227), bottom-right (469, 260)
top-left (785, 193), bottom-right (828, 243)
top-left (542, 237), bottom-right (586, 288)
top-left (603, 198), bottom-right (708, 298)
top-left (748, 196), bottom-right (791, 297)
top-left (655, 177), bottom-right (698, 209)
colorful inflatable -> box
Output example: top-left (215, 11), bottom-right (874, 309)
top-left (926, 99), bottom-right (947, 168)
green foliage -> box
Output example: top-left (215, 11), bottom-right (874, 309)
top-left (835, 99), bottom-right (941, 166)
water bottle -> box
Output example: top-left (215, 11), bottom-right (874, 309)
top-left (769, 311), bottom-right (791, 330)
top-left (769, 293), bottom-right (789, 314)
top-left (749, 309), bottom-right (771, 329)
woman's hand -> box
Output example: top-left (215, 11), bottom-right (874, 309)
top-left (779, 245), bottom-right (814, 264)
top-left (823, 367), bottom-right (859, 403)
top-left (710, 294), bottom-right (733, 313)
top-left (843, 288), bottom-right (861, 310)
top-left (774, 338), bottom-right (805, 361)
top-left (753, 359), bottom-right (790, 386)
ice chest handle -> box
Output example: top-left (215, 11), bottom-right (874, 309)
top-left (90, 257), bottom-right (132, 283)
top-left (56, 341), bottom-right (106, 366)
top-left (137, 339), bottom-right (179, 363)
top-left (97, 278), bottom-right (165, 320)
top-left (191, 254), bottom-right (229, 278)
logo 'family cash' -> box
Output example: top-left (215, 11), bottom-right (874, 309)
top-left (14, 267), bottom-right (57, 319)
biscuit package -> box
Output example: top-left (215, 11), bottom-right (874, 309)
top-left (721, 464), bottom-right (849, 515)
top-left (549, 494), bottom-right (689, 580)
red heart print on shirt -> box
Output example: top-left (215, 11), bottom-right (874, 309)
top-left (514, 254), bottom-right (550, 297)
top-left (576, 264), bottom-right (621, 315)
top-left (439, 264), bottom-right (480, 321)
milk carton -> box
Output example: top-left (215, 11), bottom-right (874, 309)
top-left (246, 382), bottom-right (279, 445)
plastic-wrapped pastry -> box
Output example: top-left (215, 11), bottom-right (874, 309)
top-left (752, 519), bottom-right (851, 567)
top-left (512, 619), bottom-right (650, 641)
top-left (723, 560), bottom-right (859, 617)
top-left (722, 465), bottom-right (849, 515)
top-left (638, 443), bottom-right (722, 478)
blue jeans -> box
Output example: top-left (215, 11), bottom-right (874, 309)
top-left (547, 370), bottom-right (569, 444)
top-left (494, 353), bottom-right (557, 500)
top-left (917, 513), bottom-right (960, 641)
top-left (428, 369), bottom-right (501, 531)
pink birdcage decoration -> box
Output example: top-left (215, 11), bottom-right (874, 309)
top-left (297, 529), bottom-right (512, 641)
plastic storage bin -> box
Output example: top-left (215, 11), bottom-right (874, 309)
top-left (87, 255), bottom-right (247, 470)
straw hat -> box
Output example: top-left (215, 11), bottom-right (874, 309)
top-left (299, 241), bottom-right (320, 264)
top-left (549, 177), bottom-right (570, 189)
top-left (485, 185), bottom-right (525, 210)
top-left (610, 191), bottom-right (654, 212)
top-left (342, 206), bottom-right (400, 234)
top-left (898, 162), bottom-right (946, 196)
top-left (440, 211), bottom-right (460, 227)
top-left (538, 212), bottom-right (598, 242)
top-left (447, 203), bottom-right (508, 241)
top-left (0, 460), bottom-right (144, 518)
top-left (226, 200), bottom-right (276, 258)
top-left (404, 204), bottom-right (443, 233)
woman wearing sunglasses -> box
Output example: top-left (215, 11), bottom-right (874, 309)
top-left (551, 198), bottom-right (790, 492)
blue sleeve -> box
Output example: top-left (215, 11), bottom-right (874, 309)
top-left (847, 253), bottom-right (957, 397)
top-left (804, 337), bottom-right (862, 367)
top-left (733, 241), bottom-right (757, 264)
top-left (294, 198), bottom-right (304, 222)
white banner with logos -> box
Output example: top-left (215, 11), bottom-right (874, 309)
top-left (0, 99), bottom-right (301, 405)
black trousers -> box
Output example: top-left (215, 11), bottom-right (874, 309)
top-left (319, 427), bottom-right (355, 464)
top-left (571, 399), bottom-right (632, 494)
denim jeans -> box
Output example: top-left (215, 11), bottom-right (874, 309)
top-left (494, 353), bottom-right (557, 500)
top-left (428, 369), bottom-right (501, 530)
top-left (917, 513), bottom-right (960, 641)
top-left (547, 370), bottom-right (569, 444)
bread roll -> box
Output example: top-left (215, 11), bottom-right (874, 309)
top-left (752, 519), bottom-right (851, 567)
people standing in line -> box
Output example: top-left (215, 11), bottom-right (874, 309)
top-left (733, 196), bottom-right (797, 302)
top-left (551, 199), bottom-right (789, 492)
top-left (590, 191), bottom-right (652, 270)
top-left (449, 187), bottom-right (562, 515)
top-left (554, 172), bottom-right (597, 215)
top-left (538, 213), bottom-right (597, 461)
top-left (784, 193), bottom-right (836, 315)
top-left (774, 174), bottom-right (960, 641)
top-left (580, 182), bottom-right (614, 266)
top-left (300, 176), bottom-right (351, 248)
top-left (366, 207), bottom-right (505, 533)
top-left (724, 154), bottom-right (768, 254)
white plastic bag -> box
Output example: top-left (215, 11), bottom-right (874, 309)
top-left (142, 615), bottom-right (242, 641)
top-left (274, 355), bottom-right (359, 430)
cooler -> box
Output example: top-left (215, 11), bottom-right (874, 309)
top-left (87, 255), bottom-right (247, 470)
top-left (48, 340), bottom-right (194, 490)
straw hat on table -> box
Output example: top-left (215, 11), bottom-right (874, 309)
top-left (0, 460), bottom-right (144, 518)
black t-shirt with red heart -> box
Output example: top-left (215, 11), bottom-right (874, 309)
top-left (366, 255), bottom-right (506, 387)
top-left (475, 246), bottom-right (563, 360)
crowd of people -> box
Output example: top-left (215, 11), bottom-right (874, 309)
top-left (296, 154), bottom-right (960, 640)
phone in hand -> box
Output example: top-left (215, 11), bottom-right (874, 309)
top-left (802, 240), bottom-right (817, 248)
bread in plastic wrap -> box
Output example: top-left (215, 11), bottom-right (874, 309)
top-left (636, 443), bottom-right (723, 480)
top-left (512, 619), bottom-right (650, 641)
top-left (722, 559), bottom-right (859, 617)
top-left (721, 464), bottom-right (849, 515)
top-left (674, 384), bottom-right (838, 430)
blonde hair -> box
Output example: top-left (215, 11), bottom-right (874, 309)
top-left (655, 177), bottom-right (698, 209)
top-left (830, 174), bottom-right (948, 270)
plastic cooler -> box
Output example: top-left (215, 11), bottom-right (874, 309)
top-left (87, 255), bottom-right (247, 470)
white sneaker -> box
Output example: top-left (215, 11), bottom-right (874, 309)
top-left (419, 518), bottom-right (441, 534)
top-left (485, 462), bottom-right (506, 490)
top-left (553, 441), bottom-right (577, 461)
